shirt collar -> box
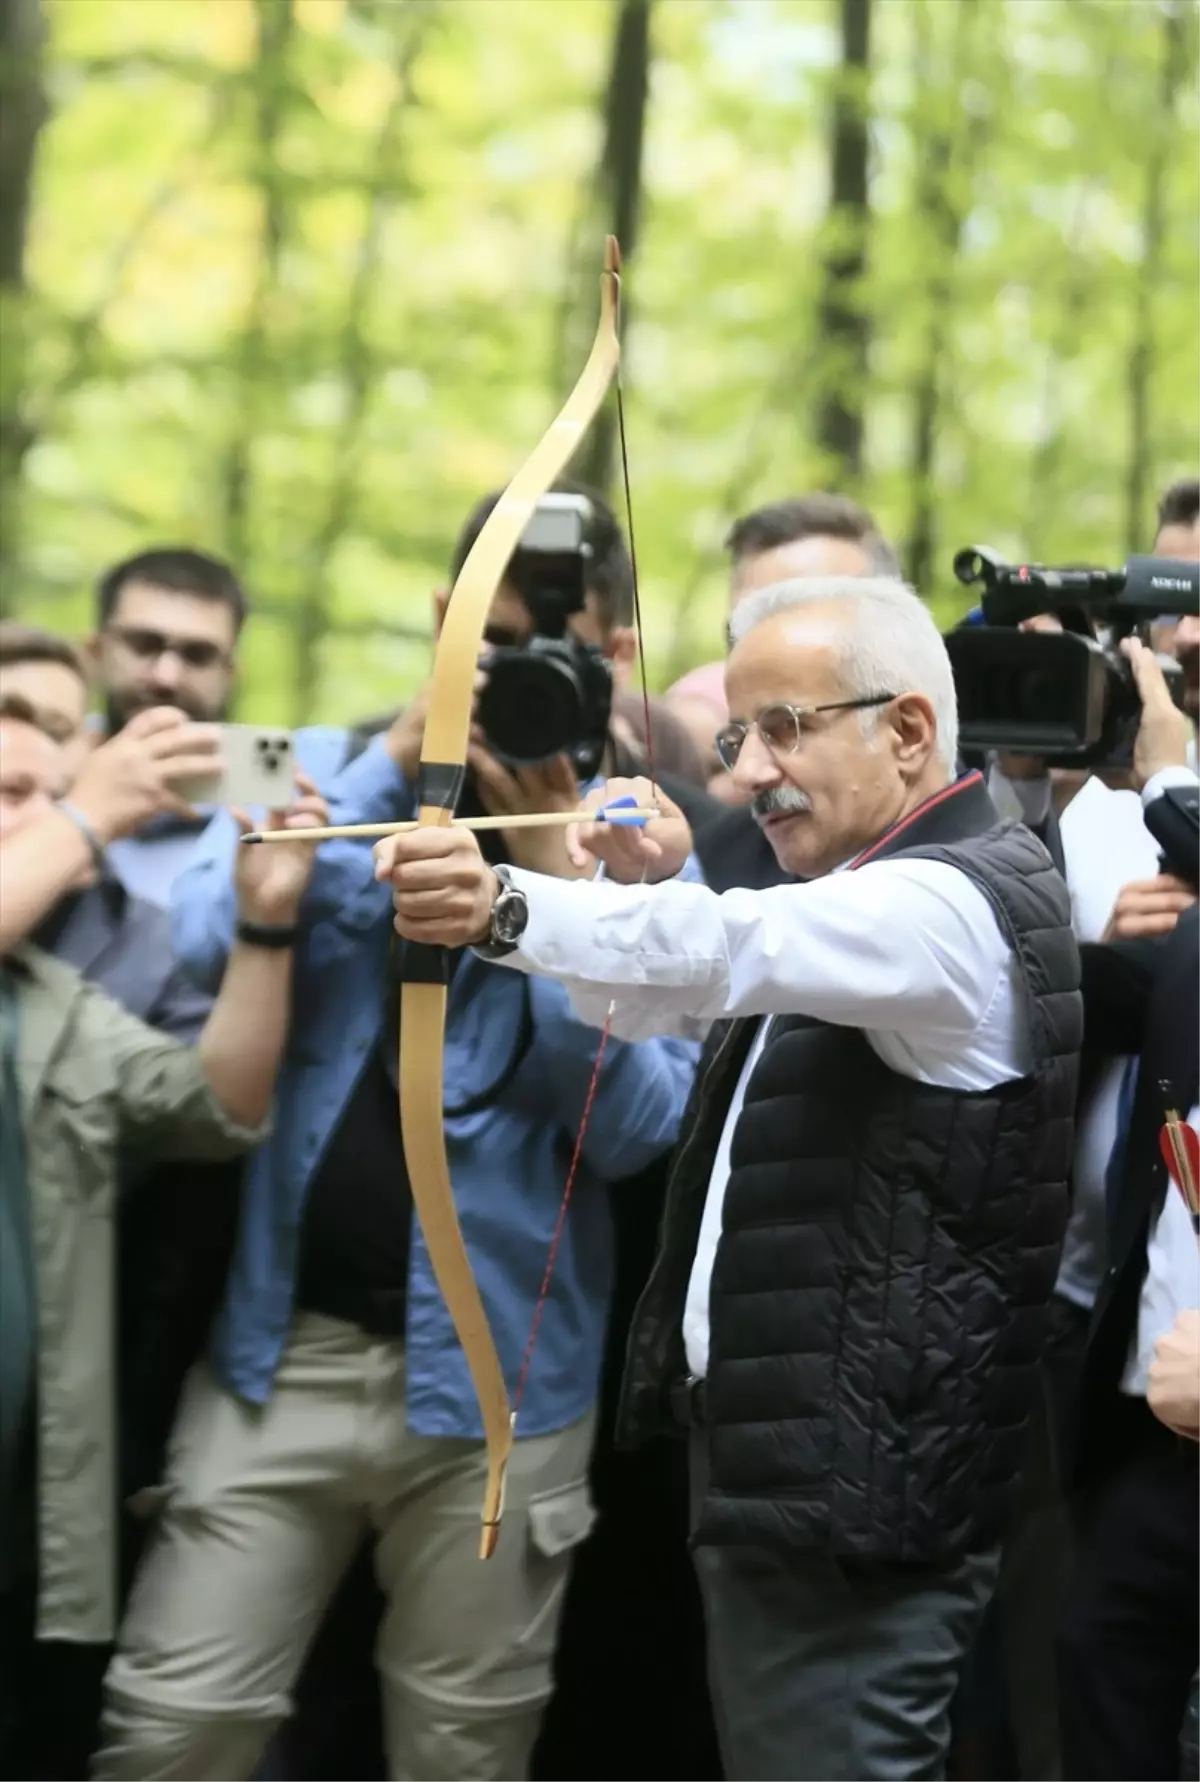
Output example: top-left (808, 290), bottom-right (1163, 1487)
top-left (847, 770), bottom-right (994, 870)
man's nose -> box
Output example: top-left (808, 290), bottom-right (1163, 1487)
top-left (150, 649), bottom-right (185, 691)
top-left (730, 728), bottom-right (781, 798)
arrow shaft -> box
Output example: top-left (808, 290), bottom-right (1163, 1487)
top-left (242, 805), bottom-right (658, 844)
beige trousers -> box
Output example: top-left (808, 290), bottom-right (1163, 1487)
top-left (94, 1313), bottom-right (596, 1782)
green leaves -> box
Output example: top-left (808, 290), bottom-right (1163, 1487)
top-left (6, 0), bottom-right (1198, 708)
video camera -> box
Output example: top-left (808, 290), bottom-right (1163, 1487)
top-left (475, 492), bottom-right (614, 782)
top-left (946, 547), bottom-right (1199, 767)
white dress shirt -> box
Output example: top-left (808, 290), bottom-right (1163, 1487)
top-left (496, 853), bottom-right (1035, 1378)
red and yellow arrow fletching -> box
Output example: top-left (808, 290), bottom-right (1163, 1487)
top-left (1160, 1110), bottom-right (1200, 1228)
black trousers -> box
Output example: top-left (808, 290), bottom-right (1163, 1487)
top-left (689, 1433), bottom-right (999, 1781)
top-left (0, 1577), bottom-right (108, 1782)
top-left (953, 1290), bottom-right (1090, 1778)
top-left (1058, 1399), bottom-right (1199, 1781)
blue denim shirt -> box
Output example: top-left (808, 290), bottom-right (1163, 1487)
top-left (172, 728), bottom-right (699, 1439)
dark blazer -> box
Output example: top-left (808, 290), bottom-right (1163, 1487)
top-left (1144, 772), bottom-right (1199, 885)
top-left (1074, 901), bottom-right (1199, 1487)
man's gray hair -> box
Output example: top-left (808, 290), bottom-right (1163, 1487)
top-left (728, 575), bottom-right (959, 771)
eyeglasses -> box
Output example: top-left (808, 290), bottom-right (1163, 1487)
top-left (106, 625), bottom-right (229, 672)
top-left (714, 694), bottom-right (896, 771)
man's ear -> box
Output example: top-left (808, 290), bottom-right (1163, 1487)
top-left (84, 632), bottom-right (103, 675)
top-left (889, 693), bottom-right (938, 771)
top-left (605, 624), bottom-right (637, 691)
top-left (432, 589), bottom-right (449, 637)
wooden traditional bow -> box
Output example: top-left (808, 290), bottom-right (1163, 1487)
top-left (398, 237), bottom-right (624, 1558)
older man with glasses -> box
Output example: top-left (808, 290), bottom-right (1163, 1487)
top-left (377, 573), bottom-right (1084, 1782)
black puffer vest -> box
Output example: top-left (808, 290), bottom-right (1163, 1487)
top-left (617, 773), bottom-right (1081, 1563)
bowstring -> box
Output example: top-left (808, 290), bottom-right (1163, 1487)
top-left (614, 366), bottom-right (658, 798)
top-left (513, 274), bottom-right (650, 1426)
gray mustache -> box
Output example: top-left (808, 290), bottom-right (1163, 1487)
top-left (752, 787), bottom-right (812, 826)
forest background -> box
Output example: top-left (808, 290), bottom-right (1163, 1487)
top-left (1, 0), bottom-right (1197, 724)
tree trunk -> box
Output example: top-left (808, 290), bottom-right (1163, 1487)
top-left (222, 0), bottom-right (294, 570)
top-left (291, 13), bottom-right (427, 726)
top-left (0, 0), bottom-right (47, 612)
top-left (1125, 0), bottom-right (1188, 556)
top-left (573, 0), bottom-right (652, 497)
top-left (815, 0), bottom-right (872, 486)
top-left (903, 0), bottom-right (986, 594)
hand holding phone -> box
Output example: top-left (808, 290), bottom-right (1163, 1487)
top-left (68, 708), bottom-right (223, 843)
top-left (172, 724), bottom-right (296, 810)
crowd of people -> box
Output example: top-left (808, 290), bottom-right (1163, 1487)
top-left (0, 475), bottom-right (1196, 1782)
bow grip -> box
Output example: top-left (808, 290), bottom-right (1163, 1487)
top-left (399, 759), bottom-right (468, 987)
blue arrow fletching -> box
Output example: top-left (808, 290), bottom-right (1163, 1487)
top-left (596, 794), bottom-right (648, 828)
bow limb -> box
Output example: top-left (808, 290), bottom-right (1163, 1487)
top-left (398, 238), bottom-right (622, 1560)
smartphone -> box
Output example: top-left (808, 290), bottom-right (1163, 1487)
top-left (174, 724), bottom-right (296, 810)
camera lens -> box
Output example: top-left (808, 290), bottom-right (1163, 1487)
top-left (478, 649), bottom-right (584, 765)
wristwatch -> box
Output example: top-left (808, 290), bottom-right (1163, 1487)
top-left (475, 865), bottom-right (529, 959)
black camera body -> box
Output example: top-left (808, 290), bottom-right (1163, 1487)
top-left (475, 493), bottom-right (614, 782)
top-left (946, 548), bottom-right (1198, 767)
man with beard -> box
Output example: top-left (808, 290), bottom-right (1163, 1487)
top-left (87, 548), bottom-right (246, 905)
top-left (380, 573), bottom-right (1083, 1782)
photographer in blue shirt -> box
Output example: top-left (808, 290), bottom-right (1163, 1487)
top-left (95, 496), bottom-right (698, 1782)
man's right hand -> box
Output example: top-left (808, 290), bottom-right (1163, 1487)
top-left (1102, 872), bottom-right (1197, 941)
top-left (566, 776), bottom-right (693, 884)
top-left (67, 707), bottom-right (222, 843)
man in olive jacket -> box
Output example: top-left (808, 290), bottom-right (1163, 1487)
top-left (0, 698), bottom-right (324, 1772)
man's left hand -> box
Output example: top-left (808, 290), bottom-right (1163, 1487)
top-left (1122, 636), bottom-right (1192, 790)
top-left (1147, 1308), bottom-right (1200, 1439)
top-left (468, 746), bottom-right (593, 879)
top-left (233, 771), bottom-right (328, 925)
top-left (375, 826), bottom-right (499, 948)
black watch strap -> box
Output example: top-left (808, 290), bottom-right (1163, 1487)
top-left (236, 918), bottom-right (299, 949)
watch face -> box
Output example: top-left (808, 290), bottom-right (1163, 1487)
top-left (493, 887), bottom-right (529, 945)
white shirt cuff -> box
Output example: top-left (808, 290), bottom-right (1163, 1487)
top-left (1142, 765), bottom-right (1199, 806)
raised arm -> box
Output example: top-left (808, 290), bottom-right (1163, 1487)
top-left (377, 819), bottom-right (1019, 1049)
top-left (0, 708), bottom-right (222, 954)
top-left (103, 791), bottom-right (327, 1147)
top-left (173, 727), bottom-right (415, 993)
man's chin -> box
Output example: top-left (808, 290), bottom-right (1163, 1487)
top-left (759, 809), bottom-right (822, 876)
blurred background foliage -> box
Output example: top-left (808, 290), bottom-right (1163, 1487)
top-left (1, 0), bottom-right (1197, 722)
